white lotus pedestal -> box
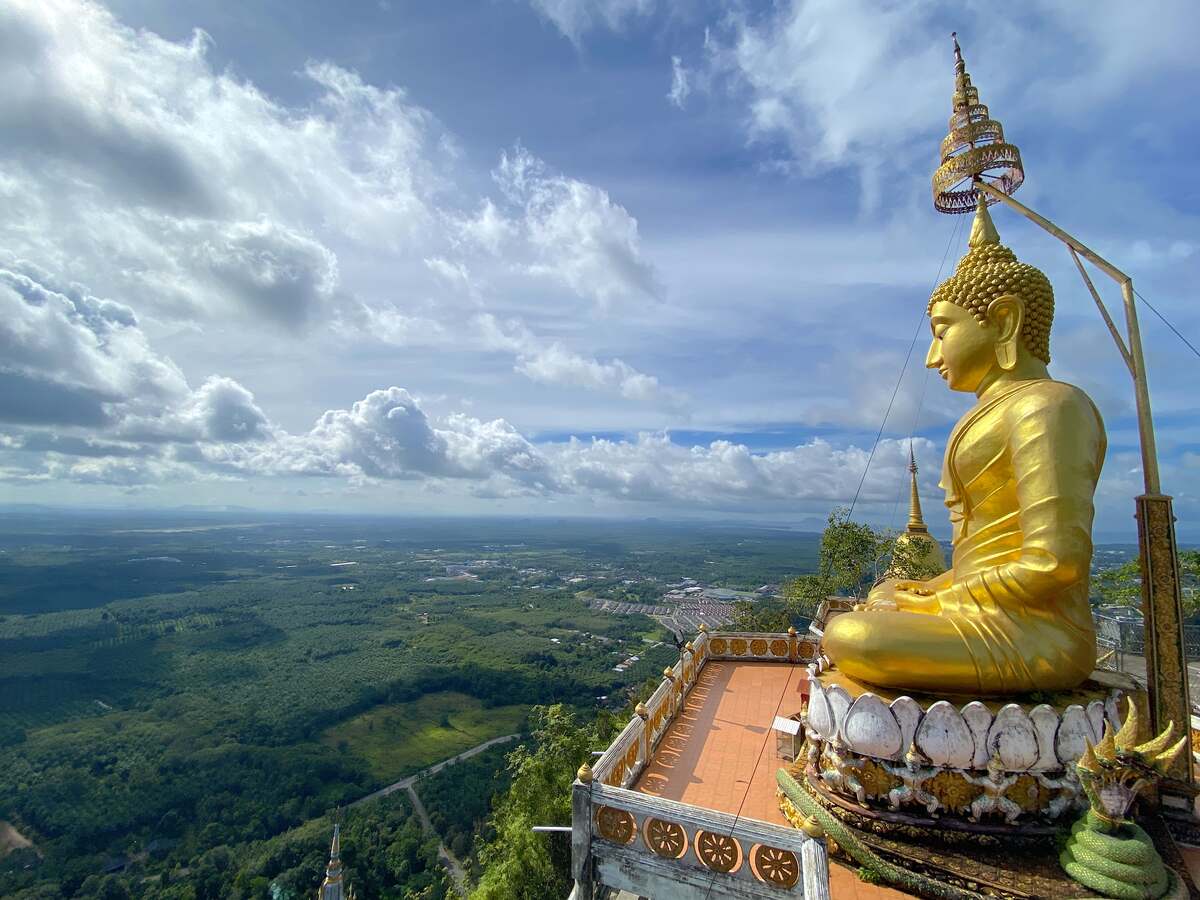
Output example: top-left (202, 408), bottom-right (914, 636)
top-left (775, 663), bottom-right (1153, 898)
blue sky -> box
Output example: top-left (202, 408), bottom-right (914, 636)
top-left (0, 0), bottom-right (1197, 540)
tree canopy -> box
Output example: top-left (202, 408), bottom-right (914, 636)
top-left (733, 507), bottom-right (946, 630)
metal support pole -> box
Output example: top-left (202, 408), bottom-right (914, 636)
top-left (1119, 280), bottom-right (1162, 495)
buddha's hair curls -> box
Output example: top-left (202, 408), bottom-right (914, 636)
top-left (927, 242), bottom-right (1054, 364)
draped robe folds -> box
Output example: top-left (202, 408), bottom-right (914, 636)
top-left (822, 379), bottom-right (1106, 695)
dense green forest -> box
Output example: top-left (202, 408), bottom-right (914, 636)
top-left (5, 792), bottom-right (450, 900)
top-left (415, 742), bottom-right (514, 870)
top-left (0, 511), bottom-right (823, 897)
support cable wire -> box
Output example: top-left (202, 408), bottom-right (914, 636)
top-left (849, 214), bottom-right (963, 519)
top-left (890, 367), bottom-right (933, 533)
top-left (1134, 287), bottom-right (1200, 362)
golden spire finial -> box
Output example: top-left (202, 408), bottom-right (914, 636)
top-left (967, 193), bottom-right (1001, 248)
top-left (906, 445), bottom-right (928, 533)
top-left (951, 32), bottom-right (969, 99)
top-left (933, 32), bottom-right (1024, 214)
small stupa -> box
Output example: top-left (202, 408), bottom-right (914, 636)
top-left (317, 823), bottom-right (346, 900)
top-left (887, 446), bottom-right (946, 578)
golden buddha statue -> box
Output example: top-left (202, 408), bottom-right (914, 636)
top-left (822, 198), bottom-right (1106, 695)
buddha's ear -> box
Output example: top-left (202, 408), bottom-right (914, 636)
top-left (986, 294), bottom-right (1023, 371)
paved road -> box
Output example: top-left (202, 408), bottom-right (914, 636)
top-left (406, 784), bottom-right (470, 897)
top-left (350, 733), bottom-right (521, 807)
top-left (349, 733), bottom-right (522, 898)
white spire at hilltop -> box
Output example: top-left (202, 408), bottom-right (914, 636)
top-left (317, 823), bottom-right (345, 900)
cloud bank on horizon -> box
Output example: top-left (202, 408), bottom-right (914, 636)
top-left (0, 0), bottom-right (1197, 537)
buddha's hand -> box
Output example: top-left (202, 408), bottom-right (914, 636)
top-left (862, 578), bottom-right (920, 610)
top-left (860, 597), bottom-right (897, 612)
top-left (891, 588), bottom-right (940, 614)
top-left (860, 579), bottom-right (938, 613)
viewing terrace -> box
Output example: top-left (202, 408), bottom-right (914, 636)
top-left (569, 629), bottom-right (910, 899)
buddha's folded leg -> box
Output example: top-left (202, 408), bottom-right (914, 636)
top-left (822, 609), bottom-right (989, 694)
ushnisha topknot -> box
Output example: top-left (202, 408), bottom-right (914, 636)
top-left (928, 195), bottom-right (1054, 363)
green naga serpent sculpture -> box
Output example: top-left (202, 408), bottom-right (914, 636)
top-left (1061, 700), bottom-right (1189, 899)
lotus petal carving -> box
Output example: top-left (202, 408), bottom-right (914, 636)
top-left (843, 693), bottom-right (902, 760)
top-left (960, 701), bottom-right (993, 769)
top-left (807, 679), bottom-right (834, 739)
top-left (1086, 700), bottom-right (1106, 745)
top-left (1028, 704), bottom-right (1060, 771)
top-left (987, 704), bottom-right (1039, 771)
top-left (1055, 705), bottom-right (1092, 765)
top-left (890, 696), bottom-right (923, 756)
top-left (826, 685), bottom-right (852, 741)
top-left (915, 701), bottom-right (974, 768)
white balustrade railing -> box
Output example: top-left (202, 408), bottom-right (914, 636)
top-left (574, 630), bottom-right (829, 899)
top-left (585, 783), bottom-right (826, 896)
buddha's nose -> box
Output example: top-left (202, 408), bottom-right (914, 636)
top-left (925, 339), bottom-right (940, 369)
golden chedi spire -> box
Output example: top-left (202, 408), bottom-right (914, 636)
top-left (906, 446), bottom-right (928, 533)
top-left (933, 33), bottom-right (1024, 214)
top-left (887, 446), bottom-right (946, 578)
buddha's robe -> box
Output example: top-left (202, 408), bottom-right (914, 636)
top-left (823, 379), bottom-right (1106, 695)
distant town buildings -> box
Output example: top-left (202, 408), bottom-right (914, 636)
top-left (588, 582), bottom-right (771, 634)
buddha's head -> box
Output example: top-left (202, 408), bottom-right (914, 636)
top-left (925, 197), bottom-right (1054, 393)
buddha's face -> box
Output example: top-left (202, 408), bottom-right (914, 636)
top-left (925, 300), bottom-right (1000, 393)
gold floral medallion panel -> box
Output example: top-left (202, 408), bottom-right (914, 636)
top-left (696, 830), bottom-right (741, 873)
top-left (924, 770), bottom-right (983, 815)
top-left (858, 759), bottom-right (901, 799)
top-left (643, 817), bottom-right (687, 859)
top-left (595, 805), bottom-right (635, 844)
top-left (753, 844), bottom-right (800, 888)
top-left (1004, 774), bottom-right (1052, 813)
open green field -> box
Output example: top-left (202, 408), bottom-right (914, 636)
top-left (322, 691), bottom-right (528, 781)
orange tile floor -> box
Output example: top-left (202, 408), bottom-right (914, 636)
top-left (633, 660), bottom-right (909, 899)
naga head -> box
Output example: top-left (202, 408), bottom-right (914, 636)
top-left (1076, 698), bottom-right (1188, 830)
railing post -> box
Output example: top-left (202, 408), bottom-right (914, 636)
top-left (684, 641), bottom-right (695, 688)
top-left (788, 625), bottom-right (797, 663)
top-left (635, 703), bottom-right (649, 769)
top-left (571, 764), bottom-right (594, 899)
top-left (663, 667), bottom-right (676, 719)
top-left (802, 836), bottom-right (832, 900)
